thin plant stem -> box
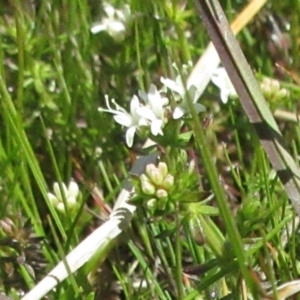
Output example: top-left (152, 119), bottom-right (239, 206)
top-left (175, 203), bottom-right (184, 299)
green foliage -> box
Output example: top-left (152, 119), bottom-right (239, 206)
top-left (0, 0), bottom-right (299, 299)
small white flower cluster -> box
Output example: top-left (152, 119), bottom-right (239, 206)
top-left (47, 181), bottom-right (80, 213)
top-left (99, 78), bottom-right (206, 147)
top-left (99, 84), bottom-right (168, 147)
top-left (90, 3), bottom-right (132, 42)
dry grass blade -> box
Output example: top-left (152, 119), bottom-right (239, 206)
top-left (266, 280), bottom-right (300, 299)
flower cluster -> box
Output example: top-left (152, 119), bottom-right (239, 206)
top-left (99, 84), bottom-right (168, 147)
top-left (140, 162), bottom-right (174, 213)
top-left (99, 75), bottom-right (206, 147)
top-left (90, 3), bottom-right (132, 42)
top-left (47, 181), bottom-right (80, 213)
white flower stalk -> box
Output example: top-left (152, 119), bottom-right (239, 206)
top-left (211, 67), bottom-right (237, 104)
top-left (160, 76), bottom-right (206, 119)
top-left (137, 84), bottom-right (169, 136)
top-left (90, 3), bottom-right (131, 42)
top-left (47, 181), bottom-right (79, 213)
top-left (99, 95), bottom-right (148, 147)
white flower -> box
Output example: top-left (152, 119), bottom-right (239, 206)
top-left (99, 95), bottom-right (148, 147)
top-left (160, 76), bottom-right (206, 119)
top-left (99, 84), bottom-right (170, 147)
top-left (211, 67), bottom-right (237, 104)
top-left (90, 4), bottom-right (131, 42)
top-left (47, 181), bottom-right (79, 213)
top-left (137, 84), bottom-right (168, 136)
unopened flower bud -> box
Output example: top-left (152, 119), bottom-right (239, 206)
top-left (56, 202), bottom-right (66, 213)
top-left (141, 175), bottom-right (156, 195)
top-left (146, 164), bottom-right (163, 185)
top-left (161, 174), bottom-right (174, 190)
top-left (146, 198), bottom-right (157, 210)
top-left (140, 174), bottom-right (150, 184)
top-left (260, 77), bottom-right (289, 101)
top-left (68, 181), bottom-right (79, 198)
top-left (156, 188), bottom-right (168, 199)
top-left (67, 197), bottom-right (77, 209)
top-left (158, 162), bottom-right (168, 177)
top-left (47, 192), bottom-right (59, 206)
top-left (53, 182), bottom-right (68, 201)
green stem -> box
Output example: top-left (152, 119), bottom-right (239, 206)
top-left (186, 96), bottom-right (259, 294)
top-left (175, 204), bottom-right (184, 299)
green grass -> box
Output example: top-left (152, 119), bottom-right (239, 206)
top-left (1, 0), bottom-right (300, 299)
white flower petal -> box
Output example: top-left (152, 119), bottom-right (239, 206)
top-left (136, 106), bottom-right (157, 121)
top-left (107, 21), bottom-right (126, 33)
top-left (107, 21), bottom-right (126, 40)
top-left (137, 117), bottom-right (148, 127)
top-left (161, 96), bottom-right (169, 106)
top-left (130, 95), bottom-right (143, 122)
top-left (68, 181), bottom-right (79, 198)
top-left (91, 23), bottom-right (107, 34)
top-left (103, 4), bottom-right (115, 17)
top-left (173, 106), bottom-right (185, 119)
top-left (211, 67), bottom-right (236, 103)
top-left (150, 119), bottom-right (163, 136)
top-left (220, 91), bottom-right (229, 104)
top-left (147, 84), bottom-right (165, 118)
top-left (160, 77), bottom-right (183, 95)
top-left (148, 84), bottom-right (160, 102)
top-left (114, 114), bottom-right (132, 127)
top-left (67, 197), bottom-right (77, 207)
top-left (53, 182), bottom-right (68, 201)
top-left (126, 126), bottom-right (136, 147)
top-left (130, 95), bottom-right (140, 113)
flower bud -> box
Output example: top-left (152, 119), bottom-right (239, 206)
top-left (156, 188), bottom-right (168, 199)
top-left (161, 174), bottom-right (174, 190)
top-left (67, 196), bottom-right (77, 208)
top-left (260, 77), bottom-right (289, 101)
top-left (56, 202), bottom-right (66, 213)
top-left (48, 181), bottom-right (80, 214)
top-left (146, 198), bottom-right (157, 210)
top-left (146, 164), bottom-right (163, 185)
top-left (47, 192), bottom-right (59, 206)
top-left (141, 174), bottom-right (156, 195)
top-left (158, 162), bottom-right (168, 177)
top-left (53, 182), bottom-right (68, 201)
top-left (68, 181), bottom-right (79, 198)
